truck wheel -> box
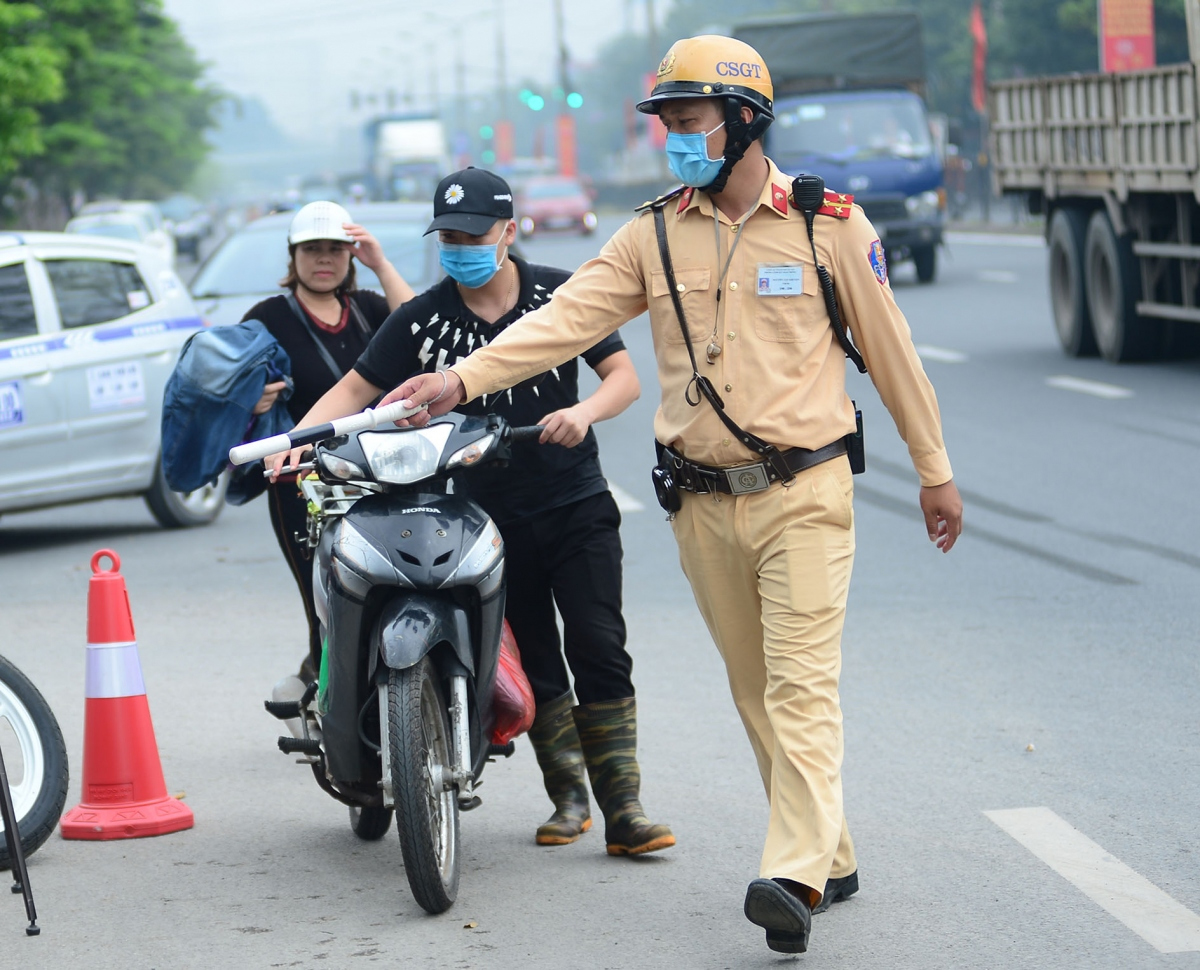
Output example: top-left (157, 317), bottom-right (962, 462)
top-left (913, 245), bottom-right (937, 284)
top-left (145, 462), bottom-right (228, 529)
top-left (1085, 210), bottom-right (1159, 362)
top-left (1048, 208), bottom-right (1097, 356)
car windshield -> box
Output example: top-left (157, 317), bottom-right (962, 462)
top-left (771, 93), bottom-right (933, 161)
top-left (191, 219), bottom-right (430, 297)
top-left (523, 179), bottom-right (586, 199)
top-left (68, 222), bottom-right (143, 242)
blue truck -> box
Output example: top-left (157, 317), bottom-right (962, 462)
top-left (734, 11), bottom-right (945, 283)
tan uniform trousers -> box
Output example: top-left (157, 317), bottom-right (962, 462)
top-left (671, 454), bottom-right (858, 901)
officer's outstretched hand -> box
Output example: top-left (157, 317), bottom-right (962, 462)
top-left (920, 480), bottom-right (963, 553)
top-left (380, 371), bottom-right (466, 426)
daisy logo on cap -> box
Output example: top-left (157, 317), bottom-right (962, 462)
top-left (444, 184), bottom-right (465, 205)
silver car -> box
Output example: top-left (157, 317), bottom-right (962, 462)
top-left (0, 231), bottom-right (224, 528)
top-left (190, 202), bottom-right (441, 327)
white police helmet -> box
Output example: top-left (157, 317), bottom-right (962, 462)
top-left (288, 201), bottom-right (354, 245)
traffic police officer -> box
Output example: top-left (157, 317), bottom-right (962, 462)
top-left (384, 35), bottom-right (964, 955)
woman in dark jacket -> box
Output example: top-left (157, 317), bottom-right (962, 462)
top-left (246, 201), bottom-right (415, 697)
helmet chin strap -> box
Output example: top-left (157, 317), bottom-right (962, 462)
top-left (703, 96), bottom-right (772, 195)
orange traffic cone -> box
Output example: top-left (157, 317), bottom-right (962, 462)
top-left (60, 550), bottom-right (193, 840)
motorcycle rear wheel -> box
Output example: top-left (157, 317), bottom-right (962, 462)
top-left (0, 655), bottom-right (69, 869)
top-left (388, 658), bottom-right (459, 913)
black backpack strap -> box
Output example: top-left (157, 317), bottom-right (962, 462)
top-left (285, 291), bottom-right (345, 382)
top-left (651, 202), bottom-right (795, 485)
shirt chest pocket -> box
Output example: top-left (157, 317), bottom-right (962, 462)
top-left (650, 267), bottom-right (712, 345)
top-left (751, 264), bottom-right (823, 343)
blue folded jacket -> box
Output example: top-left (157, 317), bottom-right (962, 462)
top-left (161, 320), bottom-right (293, 502)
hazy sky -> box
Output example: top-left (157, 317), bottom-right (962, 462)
top-left (163, 0), bottom-right (653, 140)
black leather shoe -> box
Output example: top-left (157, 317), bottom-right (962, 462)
top-left (744, 878), bottom-right (812, 954)
top-left (812, 870), bottom-right (859, 915)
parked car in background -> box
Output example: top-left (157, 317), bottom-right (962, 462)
top-left (0, 231), bottom-right (223, 528)
top-left (78, 200), bottom-right (165, 233)
top-left (158, 194), bottom-right (213, 261)
top-left (66, 210), bottom-right (176, 268)
top-left (514, 176), bottom-right (598, 239)
top-left (189, 202), bottom-right (441, 327)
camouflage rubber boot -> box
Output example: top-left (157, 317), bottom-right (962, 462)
top-left (574, 697), bottom-right (675, 856)
top-left (528, 692), bottom-right (593, 845)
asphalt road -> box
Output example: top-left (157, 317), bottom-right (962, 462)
top-left (2, 214), bottom-right (1199, 969)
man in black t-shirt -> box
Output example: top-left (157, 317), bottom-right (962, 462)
top-left (279, 168), bottom-right (674, 857)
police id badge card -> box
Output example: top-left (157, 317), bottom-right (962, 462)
top-left (756, 264), bottom-right (803, 296)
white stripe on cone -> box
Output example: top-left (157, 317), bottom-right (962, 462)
top-left (84, 641), bottom-right (146, 699)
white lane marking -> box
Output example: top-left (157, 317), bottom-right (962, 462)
top-left (985, 807), bottom-right (1200, 953)
top-left (1046, 375), bottom-right (1134, 399)
top-left (946, 231), bottom-right (1044, 248)
top-left (979, 269), bottom-right (1019, 283)
top-left (915, 344), bottom-right (968, 363)
top-left (607, 482), bottom-right (645, 513)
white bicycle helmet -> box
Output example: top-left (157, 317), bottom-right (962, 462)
top-left (288, 201), bottom-right (354, 245)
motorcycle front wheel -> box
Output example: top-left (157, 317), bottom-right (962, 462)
top-left (388, 657), bottom-right (459, 913)
top-left (0, 655), bottom-right (69, 869)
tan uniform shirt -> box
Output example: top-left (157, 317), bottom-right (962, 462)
top-left (451, 158), bottom-right (953, 487)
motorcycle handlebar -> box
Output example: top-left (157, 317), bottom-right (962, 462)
top-left (508, 425), bottom-right (545, 443)
top-left (228, 402), bottom-right (427, 466)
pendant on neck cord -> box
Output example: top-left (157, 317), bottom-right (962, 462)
top-left (705, 341), bottom-right (722, 364)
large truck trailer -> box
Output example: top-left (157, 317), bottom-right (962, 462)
top-left (990, 0), bottom-right (1200, 361)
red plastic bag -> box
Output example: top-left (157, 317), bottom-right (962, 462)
top-left (491, 620), bottom-right (536, 745)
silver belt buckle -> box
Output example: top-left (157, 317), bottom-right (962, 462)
top-left (725, 463), bottom-right (770, 494)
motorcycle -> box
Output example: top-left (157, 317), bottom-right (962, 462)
top-left (0, 652), bottom-right (68, 935)
top-left (0, 654), bottom-right (68, 871)
top-left (230, 403), bottom-right (539, 914)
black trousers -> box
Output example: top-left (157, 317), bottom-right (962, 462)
top-left (499, 490), bottom-right (634, 707)
top-left (267, 480), bottom-right (322, 682)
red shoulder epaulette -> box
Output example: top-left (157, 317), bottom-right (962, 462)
top-left (817, 189), bottom-right (853, 219)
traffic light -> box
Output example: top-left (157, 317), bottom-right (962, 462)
top-left (519, 88), bottom-right (546, 112)
top-left (566, 92), bottom-right (583, 109)
top-left (479, 125), bottom-right (494, 139)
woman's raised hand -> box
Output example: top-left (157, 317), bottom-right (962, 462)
top-left (344, 223), bottom-right (386, 270)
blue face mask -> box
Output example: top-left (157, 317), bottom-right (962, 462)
top-left (438, 239), bottom-right (504, 289)
top-left (665, 122), bottom-right (726, 187)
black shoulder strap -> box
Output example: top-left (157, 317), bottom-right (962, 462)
top-left (346, 295), bottom-right (373, 339)
top-left (285, 291), bottom-right (344, 382)
top-left (635, 184), bottom-right (688, 214)
top-left (651, 202), bottom-right (795, 484)
top-left (792, 176), bottom-right (868, 374)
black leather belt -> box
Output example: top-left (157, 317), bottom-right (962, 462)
top-left (658, 440), bottom-right (847, 496)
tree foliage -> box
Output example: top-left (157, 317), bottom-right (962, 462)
top-left (3, 0), bottom-right (219, 206)
top-left (0, 4), bottom-right (64, 177)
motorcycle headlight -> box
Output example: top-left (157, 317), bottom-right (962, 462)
top-left (447, 432), bottom-right (498, 470)
top-left (359, 424), bottom-right (453, 484)
top-left (905, 190), bottom-right (942, 220)
top-left (319, 452), bottom-right (366, 481)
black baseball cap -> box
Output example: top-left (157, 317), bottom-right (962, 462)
top-left (425, 167), bottom-right (515, 236)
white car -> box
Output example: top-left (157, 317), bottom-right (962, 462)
top-left (65, 211), bottom-right (176, 269)
top-left (0, 231), bottom-right (225, 527)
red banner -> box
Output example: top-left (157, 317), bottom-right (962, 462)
top-left (970, 1), bottom-right (988, 114)
top-left (1100, 0), bottom-right (1156, 72)
top-left (495, 120), bottom-right (515, 165)
top-left (557, 114), bottom-right (578, 177)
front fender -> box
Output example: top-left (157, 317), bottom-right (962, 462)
top-left (373, 596), bottom-right (474, 675)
